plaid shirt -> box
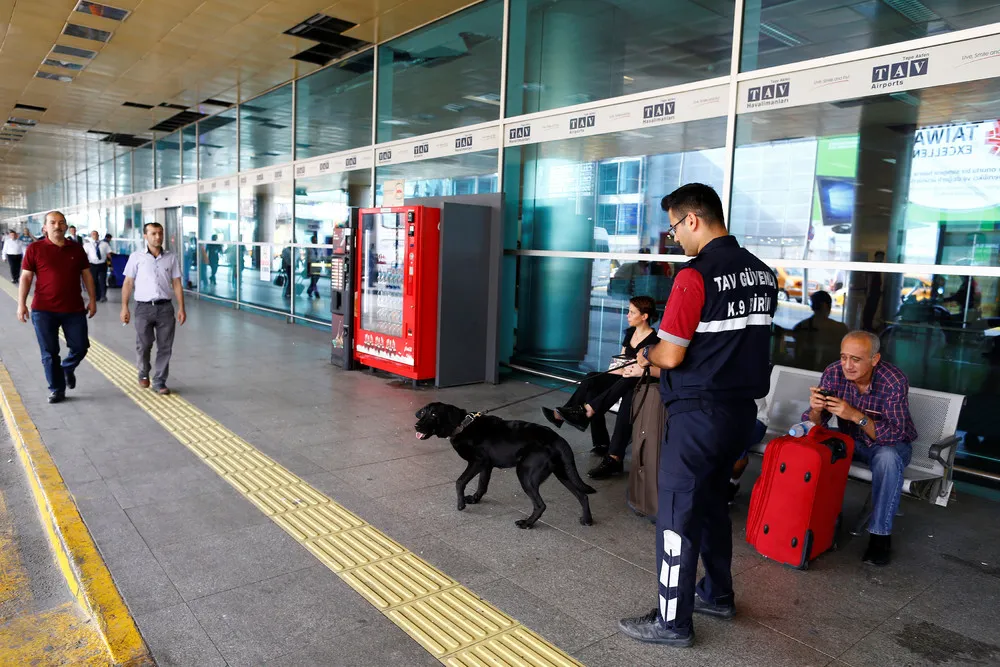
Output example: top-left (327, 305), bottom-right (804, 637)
top-left (801, 360), bottom-right (917, 447)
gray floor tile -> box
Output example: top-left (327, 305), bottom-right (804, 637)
top-left (124, 488), bottom-right (271, 548)
top-left (470, 578), bottom-right (614, 656)
top-left (151, 522), bottom-right (316, 601)
top-left (103, 546), bottom-right (185, 616)
top-left (188, 565), bottom-right (384, 666)
top-left (301, 435), bottom-right (448, 472)
top-left (84, 438), bottom-right (200, 479)
top-left (896, 570), bottom-right (1000, 647)
top-left (573, 633), bottom-right (695, 667)
top-left (135, 603), bottom-right (227, 667)
top-left (405, 534), bottom-right (503, 590)
top-left (331, 455), bottom-right (457, 498)
top-left (258, 623), bottom-right (440, 667)
top-left (838, 613), bottom-right (1000, 667)
top-left (436, 510), bottom-right (597, 581)
top-left (104, 463), bottom-right (229, 509)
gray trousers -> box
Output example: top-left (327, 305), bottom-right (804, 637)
top-left (135, 301), bottom-right (175, 387)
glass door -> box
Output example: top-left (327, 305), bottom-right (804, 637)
top-left (359, 211), bottom-right (405, 338)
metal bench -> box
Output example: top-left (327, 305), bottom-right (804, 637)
top-left (753, 365), bottom-right (963, 509)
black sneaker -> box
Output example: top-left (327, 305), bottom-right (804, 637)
top-left (556, 406), bottom-right (589, 432)
top-left (727, 481), bottom-right (740, 506)
top-left (590, 445), bottom-right (609, 456)
top-left (693, 595), bottom-right (736, 619)
top-left (618, 608), bottom-right (693, 647)
top-left (48, 391), bottom-right (65, 404)
top-left (863, 534), bottom-right (891, 566)
top-left (64, 368), bottom-right (76, 390)
top-left (541, 407), bottom-right (562, 429)
top-left (588, 456), bottom-right (623, 479)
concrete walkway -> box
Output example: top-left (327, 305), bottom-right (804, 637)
top-left (0, 272), bottom-right (998, 667)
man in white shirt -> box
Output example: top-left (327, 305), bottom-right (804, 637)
top-left (2, 230), bottom-right (25, 284)
top-left (120, 222), bottom-right (186, 395)
top-left (84, 231), bottom-right (113, 303)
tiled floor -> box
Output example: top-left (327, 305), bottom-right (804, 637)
top-left (0, 280), bottom-right (998, 667)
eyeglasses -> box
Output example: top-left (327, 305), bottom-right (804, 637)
top-left (667, 212), bottom-right (690, 237)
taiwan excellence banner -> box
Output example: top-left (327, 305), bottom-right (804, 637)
top-left (908, 119), bottom-right (1000, 212)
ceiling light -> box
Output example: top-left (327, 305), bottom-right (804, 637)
top-left (35, 71), bottom-right (74, 82)
top-left (43, 58), bottom-right (85, 71)
top-left (623, 75), bottom-right (634, 82)
top-left (201, 98), bottom-right (235, 108)
top-left (462, 93), bottom-right (501, 106)
top-left (380, 119), bottom-right (410, 126)
top-left (14, 103), bottom-right (47, 112)
top-left (62, 23), bottom-right (112, 43)
top-left (74, 1), bottom-right (130, 21)
top-left (7, 118), bottom-right (37, 126)
top-left (52, 44), bottom-right (96, 59)
top-left (122, 101), bottom-right (155, 110)
top-left (759, 22), bottom-right (805, 47)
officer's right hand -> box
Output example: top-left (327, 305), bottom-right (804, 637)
top-left (120, 308), bottom-right (130, 325)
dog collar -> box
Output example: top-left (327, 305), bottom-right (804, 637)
top-left (451, 412), bottom-right (481, 438)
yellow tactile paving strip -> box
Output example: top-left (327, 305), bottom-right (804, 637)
top-left (80, 337), bottom-right (585, 666)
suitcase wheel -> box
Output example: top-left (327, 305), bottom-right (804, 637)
top-left (797, 530), bottom-right (814, 570)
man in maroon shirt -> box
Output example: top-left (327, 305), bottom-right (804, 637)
top-left (16, 211), bottom-right (97, 404)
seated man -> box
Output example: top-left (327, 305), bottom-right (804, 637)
top-left (803, 330), bottom-right (917, 566)
top-left (793, 291), bottom-right (848, 372)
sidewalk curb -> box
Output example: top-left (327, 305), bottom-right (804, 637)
top-left (0, 361), bottom-right (153, 667)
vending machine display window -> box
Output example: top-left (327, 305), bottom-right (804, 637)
top-left (359, 212), bottom-right (406, 338)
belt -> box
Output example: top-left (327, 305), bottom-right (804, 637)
top-left (137, 299), bottom-right (172, 305)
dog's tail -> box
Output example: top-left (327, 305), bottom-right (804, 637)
top-left (556, 440), bottom-right (597, 495)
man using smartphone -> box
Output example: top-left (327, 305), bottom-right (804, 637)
top-left (805, 330), bottom-right (917, 566)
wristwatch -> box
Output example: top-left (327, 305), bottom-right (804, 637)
top-left (857, 415), bottom-right (870, 428)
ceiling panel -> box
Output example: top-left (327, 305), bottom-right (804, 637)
top-left (1, 0), bottom-right (481, 207)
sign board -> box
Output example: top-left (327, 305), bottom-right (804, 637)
top-left (260, 243), bottom-right (271, 282)
top-left (383, 179), bottom-right (405, 207)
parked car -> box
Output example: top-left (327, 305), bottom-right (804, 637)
top-left (776, 267), bottom-right (820, 303)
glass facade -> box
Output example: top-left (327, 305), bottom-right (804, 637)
top-left (296, 52), bottom-right (374, 159)
top-left (6, 0), bottom-right (1000, 479)
top-left (507, 0), bottom-right (734, 116)
top-left (240, 84), bottom-right (293, 170)
top-left (376, 0), bottom-right (504, 143)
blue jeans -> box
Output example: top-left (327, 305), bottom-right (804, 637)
top-left (31, 311), bottom-right (89, 394)
top-left (853, 442), bottom-right (912, 535)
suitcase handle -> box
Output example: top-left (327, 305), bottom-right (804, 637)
top-left (819, 437), bottom-right (848, 464)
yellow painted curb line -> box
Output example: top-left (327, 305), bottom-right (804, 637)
top-left (0, 361), bottom-right (153, 667)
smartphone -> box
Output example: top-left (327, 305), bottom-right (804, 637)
top-left (818, 388), bottom-right (835, 398)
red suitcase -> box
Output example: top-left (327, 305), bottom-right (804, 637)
top-left (746, 425), bottom-right (854, 569)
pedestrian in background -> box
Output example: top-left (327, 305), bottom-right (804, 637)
top-left (16, 211), bottom-right (97, 404)
top-left (120, 222), bottom-right (186, 395)
top-left (2, 229), bottom-right (25, 284)
top-left (85, 230), bottom-right (112, 303)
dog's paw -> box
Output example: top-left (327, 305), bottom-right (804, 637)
top-left (456, 502), bottom-right (466, 512)
top-left (463, 495), bottom-right (480, 505)
top-left (514, 519), bottom-right (533, 529)
top-left (580, 516), bottom-right (594, 526)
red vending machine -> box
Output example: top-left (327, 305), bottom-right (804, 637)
top-left (353, 206), bottom-right (441, 380)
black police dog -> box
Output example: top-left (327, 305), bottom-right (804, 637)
top-left (414, 402), bottom-right (596, 529)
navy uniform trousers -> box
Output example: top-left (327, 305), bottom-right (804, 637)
top-left (656, 398), bottom-right (757, 632)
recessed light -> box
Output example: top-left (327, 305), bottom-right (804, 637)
top-left (35, 71), bottom-right (74, 82)
top-left (52, 44), bottom-right (96, 59)
top-left (74, 1), bottom-right (130, 22)
top-left (14, 103), bottom-right (47, 112)
top-left (43, 58), bottom-right (86, 71)
top-left (122, 101), bottom-right (155, 110)
top-left (7, 118), bottom-right (37, 126)
top-left (62, 23), bottom-right (112, 43)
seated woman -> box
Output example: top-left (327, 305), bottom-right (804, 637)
top-left (542, 296), bottom-right (660, 471)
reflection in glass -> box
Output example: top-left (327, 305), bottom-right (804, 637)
top-left (155, 132), bottom-right (182, 189)
top-left (239, 182), bottom-right (293, 244)
top-left (294, 171), bottom-right (370, 243)
top-left (182, 125), bottom-right (197, 182)
top-left (133, 142), bottom-right (155, 192)
top-left (374, 151), bottom-right (499, 204)
top-left (238, 243), bottom-right (291, 315)
top-left (198, 189), bottom-right (238, 302)
top-left (376, 0), bottom-right (503, 143)
top-left (741, 1), bottom-right (1000, 72)
top-left (296, 52), bottom-right (374, 159)
top-left (199, 109), bottom-right (238, 179)
top-left (730, 79), bottom-right (1000, 271)
top-left (99, 159), bottom-right (114, 199)
top-left (240, 84), bottom-right (293, 170)
top-left (116, 150), bottom-right (131, 196)
top-left (507, 0), bottom-right (733, 116)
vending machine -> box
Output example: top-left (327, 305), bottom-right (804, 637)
top-left (329, 213), bottom-right (355, 369)
top-left (353, 206), bottom-right (441, 380)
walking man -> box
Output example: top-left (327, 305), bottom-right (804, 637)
top-left (85, 230), bottom-right (112, 303)
top-left (120, 222), bottom-right (186, 395)
top-left (16, 211), bottom-right (97, 404)
top-left (2, 230), bottom-right (25, 283)
top-left (620, 184), bottom-right (777, 647)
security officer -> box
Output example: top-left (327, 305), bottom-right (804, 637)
top-left (620, 183), bottom-right (777, 647)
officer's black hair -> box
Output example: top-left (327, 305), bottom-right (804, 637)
top-left (660, 183), bottom-right (725, 228)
